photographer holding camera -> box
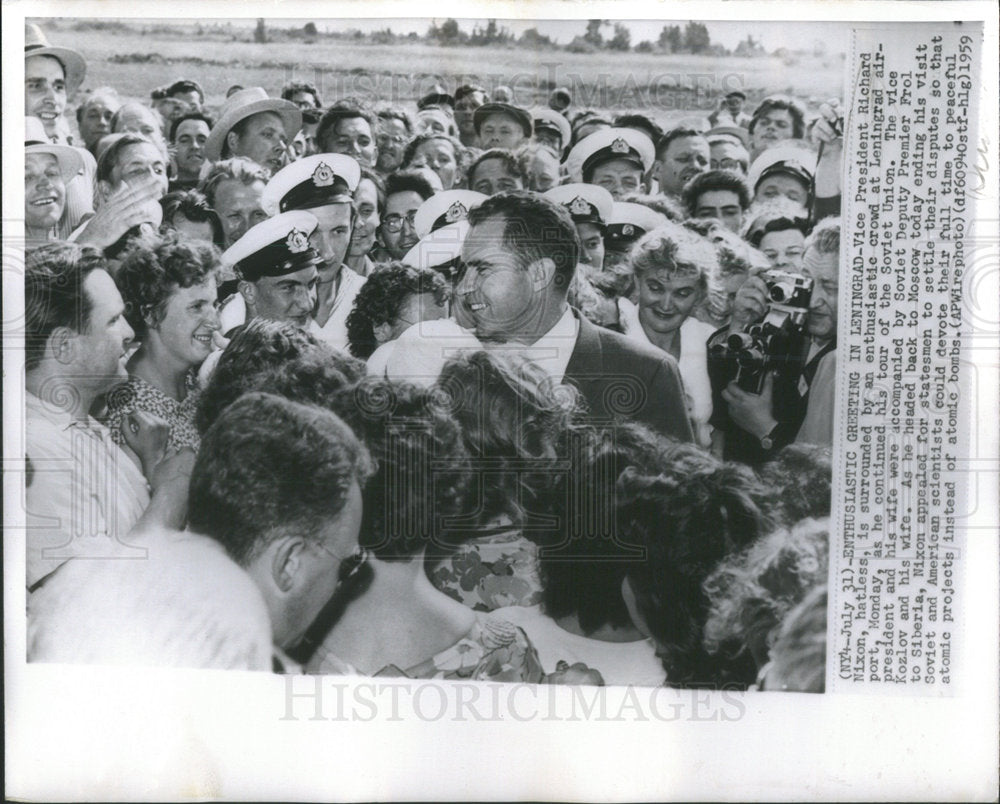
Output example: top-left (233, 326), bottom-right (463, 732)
top-left (708, 217), bottom-right (840, 464)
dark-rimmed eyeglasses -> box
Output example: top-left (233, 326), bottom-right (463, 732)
top-left (381, 211), bottom-right (417, 233)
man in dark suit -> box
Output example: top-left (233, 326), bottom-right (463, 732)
top-left (454, 190), bottom-right (693, 442)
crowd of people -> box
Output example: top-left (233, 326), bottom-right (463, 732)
top-left (23, 22), bottom-right (840, 690)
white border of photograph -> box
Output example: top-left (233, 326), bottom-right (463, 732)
top-left (4, 1), bottom-right (998, 800)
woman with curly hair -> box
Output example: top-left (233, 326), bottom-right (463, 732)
top-left (304, 379), bottom-right (544, 683)
top-left (618, 445), bottom-right (773, 687)
top-left (702, 516), bottom-right (829, 685)
top-left (401, 131), bottom-right (466, 191)
top-left (345, 261), bottom-right (450, 359)
top-left (759, 443), bottom-right (833, 525)
top-left (494, 421), bottom-right (677, 687)
top-left (757, 584), bottom-right (827, 692)
top-left (103, 232), bottom-right (221, 451)
top-left (194, 318), bottom-right (364, 435)
top-left (427, 350), bottom-right (579, 612)
top-left (621, 222), bottom-right (722, 448)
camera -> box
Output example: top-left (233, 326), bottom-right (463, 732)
top-left (709, 269), bottom-right (814, 395)
top-left (763, 269), bottom-right (812, 308)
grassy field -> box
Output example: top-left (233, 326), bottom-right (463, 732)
top-left (38, 18), bottom-right (845, 122)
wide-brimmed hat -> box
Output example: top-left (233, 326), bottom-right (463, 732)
top-left (473, 103), bottom-right (533, 138)
top-left (204, 87), bottom-right (302, 162)
top-left (25, 116), bottom-right (84, 182)
top-left (25, 23), bottom-right (86, 95)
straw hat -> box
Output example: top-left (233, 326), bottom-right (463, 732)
top-left (25, 116), bottom-right (83, 181)
top-left (204, 87), bottom-right (302, 162)
top-left (25, 23), bottom-right (86, 95)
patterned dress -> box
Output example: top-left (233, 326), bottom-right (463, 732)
top-left (429, 525), bottom-right (544, 612)
top-left (306, 615), bottom-right (545, 683)
top-left (103, 372), bottom-right (201, 453)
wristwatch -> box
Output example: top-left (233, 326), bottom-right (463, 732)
top-left (759, 425), bottom-right (779, 451)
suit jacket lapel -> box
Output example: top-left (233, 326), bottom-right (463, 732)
top-left (565, 309), bottom-right (603, 382)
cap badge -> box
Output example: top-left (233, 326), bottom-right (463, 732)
top-left (569, 196), bottom-right (592, 216)
top-left (445, 201), bottom-right (468, 223)
top-left (312, 162), bottom-right (335, 187)
top-left (286, 229), bottom-right (310, 253)
top-left (622, 224), bottom-right (634, 236)
top-left (610, 137), bottom-right (630, 154)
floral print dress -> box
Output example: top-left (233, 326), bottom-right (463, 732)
top-left (103, 372), bottom-right (201, 453)
top-left (428, 525), bottom-right (544, 612)
top-left (306, 615), bottom-right (545, 683)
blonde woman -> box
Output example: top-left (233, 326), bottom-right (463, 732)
top-left (621, 223), bottom-right (720, 448)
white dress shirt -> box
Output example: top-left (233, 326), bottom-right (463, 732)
top-left (517, 306), bottom-right (580, 384)
top-left (313, 266), bottom-right (367, 352)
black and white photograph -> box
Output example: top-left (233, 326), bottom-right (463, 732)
top-left (4, 1), bottom-right (998, 800)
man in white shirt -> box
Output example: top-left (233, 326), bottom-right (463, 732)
top-left (188, 392), bottom-right (369, 661)
top-left (453, 190), bottom-right (693, 441)
top-left (24, 243), bottom-right (192, 590)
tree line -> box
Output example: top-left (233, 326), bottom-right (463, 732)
top-left (286, 18), bottom-right (773, 57)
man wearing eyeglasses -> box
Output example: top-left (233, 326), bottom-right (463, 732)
top-left (188, 392), bottom-right (371, 666)
top-left (372, 171), bottom-right (436, 262)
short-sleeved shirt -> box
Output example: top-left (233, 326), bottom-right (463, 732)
top-left (26, 391), bottom-right (150, 589)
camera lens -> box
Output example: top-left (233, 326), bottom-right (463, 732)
top-left (769, 282), bottom-right (793, 303)
top-left (727, 332), bottom-right (753, 351)
top-left (737, 348), bottom-right (765, 369)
